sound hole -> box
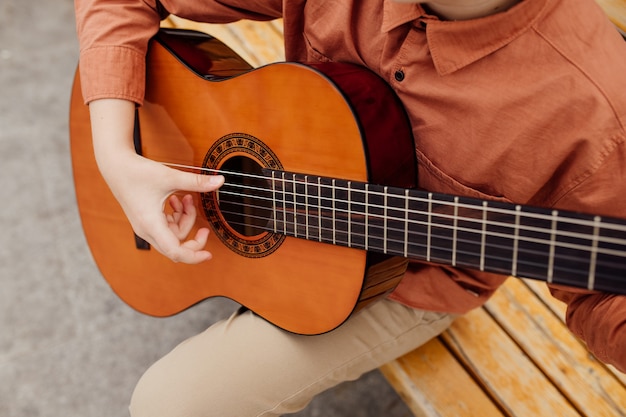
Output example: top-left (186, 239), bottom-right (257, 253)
top-left (219, 156), bottom-right (272, 237)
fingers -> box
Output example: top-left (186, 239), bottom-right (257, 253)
top-left (146, 193), bottom-right (213, 264)
top-left (169, 170), bottom-right (224, 194)
top-left (107, 158), bottom-right (225, 265)
top-left (140, 217), bottom-right (213, 265)
top-left (167, 194), bottom-right (197, 240)
top-left (153, 171), bottom-right (224, 263)
top-left (166, 227), bottom-right (212, 264)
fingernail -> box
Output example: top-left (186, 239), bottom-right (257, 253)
top-left (210, 175), bottom-right (225, 185)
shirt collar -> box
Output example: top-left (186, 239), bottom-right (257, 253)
top-left (383, 0), bottom-right (550, 75)
top-left (382, 1), bottom-right (423, 32)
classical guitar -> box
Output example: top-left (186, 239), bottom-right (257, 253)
top-left (70, 28), bottom-right (626, 335)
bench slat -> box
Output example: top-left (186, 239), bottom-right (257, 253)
top-left (442, 306), bottom-right (582, 416)
top-left (485, 279), bottom-right (626, 416)
top-left (596, 0), bottom-right (626, 34)
top-left (524, 279), bottom-right (626, 387)
top-left (380, 338), bottom-right (505, 417)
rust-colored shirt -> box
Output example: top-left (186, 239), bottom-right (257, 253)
top-left (74, 0), bottom-right (626, 371)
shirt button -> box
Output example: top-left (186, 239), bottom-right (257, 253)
top-left (394, 69), bottom-right (405, 82)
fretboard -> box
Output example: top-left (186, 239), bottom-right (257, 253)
top-left (261, 170), bottom-right (626, 294)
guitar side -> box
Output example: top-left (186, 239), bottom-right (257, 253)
top-left (70, 29), bottom-right (416, 335)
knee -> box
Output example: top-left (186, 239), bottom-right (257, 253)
top-left (129, 359), bottom-right (187, 417)
top-left (128, 347), bottom-right (257, 417)
top-left (129, 347), bottom-right (226, 417)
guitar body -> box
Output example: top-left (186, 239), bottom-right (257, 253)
top-left (70, 29), bottom-right (416, 335)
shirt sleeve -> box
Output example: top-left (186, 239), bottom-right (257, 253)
top-left (548, 135), bottom-right (626, 373)
top-left (74, 0), bottom-right (283, 104)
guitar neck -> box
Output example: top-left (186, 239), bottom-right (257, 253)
top-left (260, 170), bottom-right (626, 294)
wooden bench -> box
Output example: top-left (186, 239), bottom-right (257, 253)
top-left (380, 279), bottom-right (626, 416)
top-left (162, 6), bottom-right (626, 416)
top-left (598, 0), bottom-right (626, 35)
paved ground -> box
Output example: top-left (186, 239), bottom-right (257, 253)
top-left (0, 1), bottom-right (412, 416)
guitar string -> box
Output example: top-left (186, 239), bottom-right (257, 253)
top-left (213, 210), bottom-right (624, 290)
top-left (215, 182), bottom-right (626, 249)
top-left (213, 201), bottom-right (623, 268)
top-left (210, 178), bottom-right (626, 254)
top-left (213, 191), bottom-right (626, 268)
top-left (162, 161), bottom-right (623, 280)
top-left (205, 182), bottom-right (626, 281)
top-left (161, 162), bottom-right (626, 249)
top-left (167, 165), bottom-right (626, 276)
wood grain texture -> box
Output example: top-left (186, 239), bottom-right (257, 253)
top-left (596, 0), bottom-right (626, 34)
top-left (70, 28), bottom-right (418, 335)
top-left (380, 339), bottom-right (505, 417)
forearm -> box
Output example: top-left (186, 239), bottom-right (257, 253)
top-left (87, 97), bottom-right (159, 221)
top-left (89, 98), bottom-right (136, 158)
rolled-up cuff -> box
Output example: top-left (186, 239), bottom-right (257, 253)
top-left (79, 45), bottom-right (146, 105)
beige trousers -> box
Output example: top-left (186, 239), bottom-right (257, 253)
top-left (129, 299), bottom-right (455, 417)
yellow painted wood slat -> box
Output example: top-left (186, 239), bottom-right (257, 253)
top-left (441, 306), bottom-right (582, 417)
top-left (523, 279), bottom-right (626, 387)
top-left (485, 279), bottom-right (626, 417)
top-left (520, 280), bottom-right (566, 321)
top-left (596, 0), bottom-right (626, 34)
top-left (380, 338), bottom-right (504, 417)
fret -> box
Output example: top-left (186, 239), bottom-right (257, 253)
top-left (452, 196), bottom-right (459, 267)
top-left (347, 181), bottom-right (352, 248)
top-left (427, 193), bottom-right (433, 262)
top-left (514, 204), bottom-right (552, 281)
top-left (350, 181), bottom-right (367, 250)
top-left (547, 210), bottom-right (558, 284)
top-left (404, 189), bottom-right (409, 258)
top-left (482, 200), bottom-right (521, 276)
top-left (403, 189), bottom-right (430, 260)
top-left (594, 217), bottom-right (626, 293)
top-left (588, 216), bottom-right (601, 290)
top-left (317, 177), bottom-right (323, 242)
top-left (383, 186), bottom-right (389, 254)
top-left (304, 175), bottom-right (322, 242)
top-left (427, 193), bottom-right (465, 266)
top-left (448, 196), bottom-right (485, 270)
top-left (480, 201), bottom-right (488, 271)
top-left (339, 180), bottom-right (349, 248)
top-left (550, 210), bottom-right (597, 288)
top-left (281, 171), bottom-right (288, 236)
top-left (318, 176), bottom-right (334, 244)
top-left (364, 183), bottom-right (369, 251)
top-left (332, 179), bottom-right (337, 245)
top-left (304, 175), bottom-right (309, 240)
top-left (385, 186), bottom-right (409, 256)
top-left (322, 178), bottom-right (364, 250)
top-left (271, 171), bottom-right (279, 233)
top-left (511, 205), bottom-right (521, 277)
top-left (292, 173), bottom-right (298, 238)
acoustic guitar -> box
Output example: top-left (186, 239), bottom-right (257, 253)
top-left (69, 28), bottom-right (626, 335)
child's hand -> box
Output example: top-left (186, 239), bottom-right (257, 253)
top-left (89, 98), bottom-right (224, 264)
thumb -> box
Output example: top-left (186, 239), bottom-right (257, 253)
top-left (170, 169), bottom-right (225, 193)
